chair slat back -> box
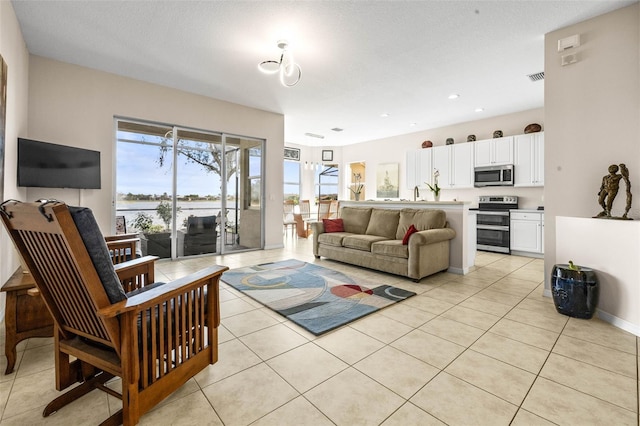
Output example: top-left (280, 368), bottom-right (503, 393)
top-left (329, 201), bottom-right (340, 218)
top-left (299, 200), bottom-right (310, 219)
top-left (1, 201), bottom-right (120, 350)
top-left (318, 200), bottom-right (332, 220)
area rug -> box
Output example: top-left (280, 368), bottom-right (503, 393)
top-left (220, 259), bottom-right (416, 335)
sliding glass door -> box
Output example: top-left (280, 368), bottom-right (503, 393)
top-left (115, 119), bottom-right (264, 258)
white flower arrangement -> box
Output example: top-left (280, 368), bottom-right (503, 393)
top-left (426, 169), bottom-right (441, 196)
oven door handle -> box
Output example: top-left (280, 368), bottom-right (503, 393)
top-left (477, 224), bottom-right (510, 231)
top-left (476, 211), bottom-right (510, 216)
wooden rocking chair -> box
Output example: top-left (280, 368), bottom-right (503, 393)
top-left (0, 200), bottom-right (228, 425)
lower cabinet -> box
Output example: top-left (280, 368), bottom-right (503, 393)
top-left (510, 211), bottom-right (544, 255)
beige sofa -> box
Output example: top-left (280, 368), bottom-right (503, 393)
top-left (311, 207), bottom-right (456, 281)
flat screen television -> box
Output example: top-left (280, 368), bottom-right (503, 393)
top-left (17, 138), bottom-right (101, 189)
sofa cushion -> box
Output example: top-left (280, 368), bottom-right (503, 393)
top-left (396, 209), bottom-right (447, 240)
top-left (69, 206), bottom-right (127, 304)
top-left (318, 232), bottom-right (349, 247)
top-left (342, 234), bottom-right (388, 252)
top-left (340, 207), bottom-right (372, 234)
top-left (371, 240), bottom-right (409, 259)
top-left (323, 218), bottom-right (344, 233)
top-left (365, 209), bottom-right (400, 239)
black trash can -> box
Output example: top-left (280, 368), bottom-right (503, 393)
top-left (551, 264), bottom-right (599, 319)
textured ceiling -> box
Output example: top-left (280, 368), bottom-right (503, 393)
top-left (11, 0), bottom-right (637, 146)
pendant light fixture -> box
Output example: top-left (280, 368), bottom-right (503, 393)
top-left (258, 40), bottom-right (301, 87)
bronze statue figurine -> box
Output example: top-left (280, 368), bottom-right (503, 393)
top-left (595, 163), bottom-right (633, 219)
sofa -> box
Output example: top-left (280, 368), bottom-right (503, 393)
top-left (311, 207), bottom-right (456, 281)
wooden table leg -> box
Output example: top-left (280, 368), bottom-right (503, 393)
top-left (4, 290), bottom-right (18, 374)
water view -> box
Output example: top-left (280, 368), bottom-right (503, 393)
top-left (116, 200), bottom-right (238, 231)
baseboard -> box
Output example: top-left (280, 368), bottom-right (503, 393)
top-left (596, 309), bottom-right (640, 337)
top-left (510, 250), bottom-right (544, 259)
top-left (264, 243), bottom-right (284, 250)
top-left (447, 266), bottom-right (466, 275)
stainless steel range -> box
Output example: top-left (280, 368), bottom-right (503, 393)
top-left (476, 195), bottom-right (518, 254)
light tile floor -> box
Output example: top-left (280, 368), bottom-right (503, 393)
top-left (1, 236), bottom-right (639, 425)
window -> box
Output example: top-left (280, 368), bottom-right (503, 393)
top-left (315, 165), bottom-right (339, 202)
top-left (284, 160), bottom-right (301, 203)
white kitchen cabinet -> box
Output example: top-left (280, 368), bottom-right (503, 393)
top-left (510, 211), bottom-right (544, 255)
top-left (432, 145), bottom-right (451, 189)
top-left (406, 149), bottom-right (433, 190)
top-left (514, 132), bottom-right (544, 187)
top-left (474, 136), bottom-right (514, 167)
top-left (431, 143), bottom-right (474, 189)
top-left (451, 143), bottom-right (474, 188)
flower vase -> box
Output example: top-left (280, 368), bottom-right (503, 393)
top-left (433, 193), bottom-right (440, 202)
top-left (354, 193), bottom-right (361, 201)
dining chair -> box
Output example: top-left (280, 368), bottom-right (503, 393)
top-left (283, 200), bottom-right (296, 234)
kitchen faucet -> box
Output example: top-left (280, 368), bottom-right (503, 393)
top-left (413, 186), bottom-right (420, 201)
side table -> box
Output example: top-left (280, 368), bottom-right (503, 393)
top-left (1, 268), bottom-right (54, 374)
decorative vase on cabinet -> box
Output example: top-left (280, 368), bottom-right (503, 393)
top-left (551, 263), bottom-right (599, 319)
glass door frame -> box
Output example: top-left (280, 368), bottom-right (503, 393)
top-left (114, 117), bottom-right (265, 259)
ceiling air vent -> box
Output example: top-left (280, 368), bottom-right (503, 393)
top-left (527, 71), bottom-right (545, 82)
top-left (331, 128), bottom-right (344, 132)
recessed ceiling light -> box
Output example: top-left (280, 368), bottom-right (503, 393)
top-left (380, 113), bottom-right (390, 118)
top-left (409, 122), bottom-right (417, 127)
top-left (448, 94), bottom-right (460, 100)
top-left (475, 108), bottom-right (484, 112)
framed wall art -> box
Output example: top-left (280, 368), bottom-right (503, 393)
top-left (284, 147), bottom-right (300, 161)
top-left (376, 163), bottom-right (399, 199)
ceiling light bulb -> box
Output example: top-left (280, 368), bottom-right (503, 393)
top-left (475, 108), bottom-right (484, 112)
top-left (448, 94), bottom-right (460, 99)
top-left (381, 113), bottom-right (390, 118)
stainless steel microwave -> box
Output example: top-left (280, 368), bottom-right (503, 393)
top-left (474, 165), bottom-right (514, 187)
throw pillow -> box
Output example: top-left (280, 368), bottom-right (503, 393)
top-left (402, 224), bottom-right (418, 245)
top-left (323, 218), bottom-right (345, 233)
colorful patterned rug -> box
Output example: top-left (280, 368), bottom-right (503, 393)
top-left (221, 259), bottom-right (416, 335)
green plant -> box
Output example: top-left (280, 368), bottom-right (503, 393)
top-left (426, 169), bottom-right (441, 196)
top-left (132, 212), bottom-right (164, 234)
top-left (132, 212), bottom-right (153, 232)
top-left (155, 201), bottom-right (181, 231)
top-left (568, 260), bottom-right (581, 271)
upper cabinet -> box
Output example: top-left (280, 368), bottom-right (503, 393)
top-left (474, 136), bottom-right (514, 167)
top-left (514, 132), bottom-right (544, 187)
top-left (406, 148), bottom-right (433, 189)
top-left (432, 144), bottom-right (474, 189)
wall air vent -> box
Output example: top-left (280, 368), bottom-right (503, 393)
top-left (527, 72), bottom-right (545, 82)
top-left (304, 132), bottom-right (325, 139)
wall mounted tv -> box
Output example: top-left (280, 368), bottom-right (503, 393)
top-left (17, 138), bottom-right (101, 189)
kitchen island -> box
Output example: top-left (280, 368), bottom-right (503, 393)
top-left (339, 200), bottom-right (475, 274)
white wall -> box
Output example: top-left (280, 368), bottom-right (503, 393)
top-left (0, 1), bottom-right (30, 320)
top-left (544, 4), bottom-right (640, 293)
top-left (26, 56), bottom-right (285, 249)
